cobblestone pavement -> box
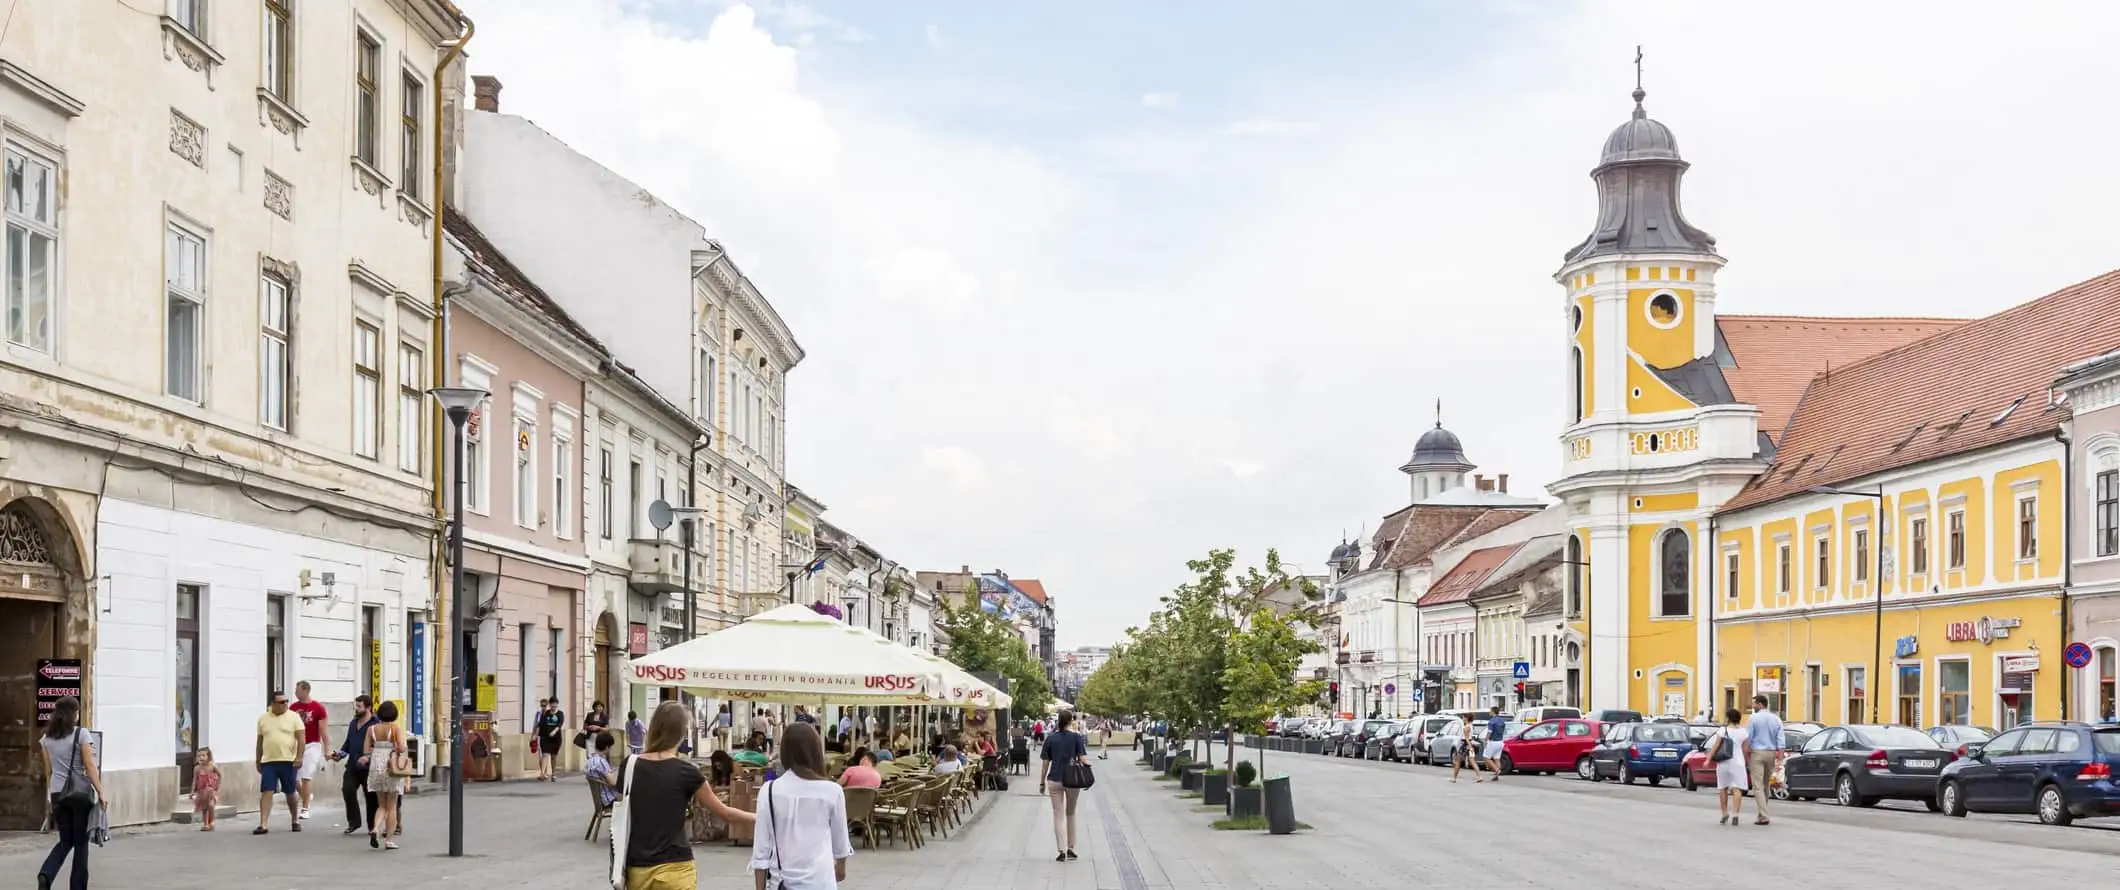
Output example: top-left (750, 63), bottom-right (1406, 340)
top-left (0, 743), bottom-right (2110, 888)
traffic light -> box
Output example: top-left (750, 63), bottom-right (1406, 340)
top-left (1328, 681), bottom-right (1341, 708)
top-left (1513, 682), bottom-right (1525, 698)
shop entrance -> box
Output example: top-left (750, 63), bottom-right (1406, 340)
top-left (1896, 663), bottom-right (1923, 726)
top-left (593, 612), bottom-right (619, 714)
top-left (0, 500), bottom-right (76, 831)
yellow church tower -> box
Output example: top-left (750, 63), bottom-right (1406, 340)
top-left (1547, 83), bottom-right (1772, 716)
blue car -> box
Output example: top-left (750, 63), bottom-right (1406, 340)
top-left (1937, 721), bottom-right (2120, 826)
top-left (1584, 721), bottom-right (1695, 785)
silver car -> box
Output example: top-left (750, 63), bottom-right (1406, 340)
top-left (1392, 716), bottom-right (1459, 763)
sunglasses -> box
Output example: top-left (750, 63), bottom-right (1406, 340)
top-left (272, 699), bottom-right (288, 706)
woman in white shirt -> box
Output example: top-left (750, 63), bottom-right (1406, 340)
top-left (932, 745), bottom-right (965, 775)
top-left (750, 723), bottom-right (853, 888)
top-left (1706, 707), bottom-right (1751, 825)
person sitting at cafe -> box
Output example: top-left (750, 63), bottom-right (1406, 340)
top-left (931, 746), bottom-right (965, 775)
top-left (838, 748), bottom-right (883, 789)
top-left (708, 750), bottom-right (735, 787)
top-left (731, 735), bottom-right (769, 767)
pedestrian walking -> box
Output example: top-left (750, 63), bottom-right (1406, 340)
top-left (536, 699), bottom-right (567, 781)
top-left (1098, 719), bottom-right (1111, 759)
top-left (37, 695), bottom-right (102, 890)
top-left (189, 747), bottom-right (220, 831)
top-left (615, 702), bottom-right (756, 890)
top-left (288, 681), bottom-right (329, 820)
top-left (1707, 707), bottom-right (1749, 825)
top-left (1449, 715), bottom-right (1484, 783)
top-left (253, 690), bottom-right (304, 834)
top-left (364, 700), bottom-right (412, 850)
top-left (750, 722), bottom-right (853, 889)
top-left (329, 695), bottom-right (380, 840)
top-left (626, 711), bottom-right (647, 756)
top-left (1039, 711), bottom-right (1089, 863)
top-left (1481, 706), bottom-right (1508, 781)
top-left (1743, 695), bottom-right (1785, 826)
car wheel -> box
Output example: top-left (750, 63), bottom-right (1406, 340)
top-left (1648, 776), bottom-right (1664, 787)
top-left (1834, 772), bottom-right (1877, 807)
top-left (1499, 754), bottom-right (1515, 775)
top-left (1923, 795), bottom-right (1943, 813)
top-left (1576, 756), bottom-right (1595, 781)
top-left (1939, 780), bottom-right (1966, 817)
top-left (1619, 762), bottom-right (1635, 785)
top-left (2036, 784), bottom-right (2074, 826)
top-left (1680, 772), bottom-right (1696, 792)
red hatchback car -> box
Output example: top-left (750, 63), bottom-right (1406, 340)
top-left (1500, 719), bottom-right (1606, 776)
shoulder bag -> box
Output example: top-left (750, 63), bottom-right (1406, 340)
top-left (387, 726), bottom-right (417, 778)
top-left (1709, 728), bottom-right (1735, 763)
top-left (52, 730), bottom-right (93, 809)
top-left (606, 753), bottom-right (642, 890)
top-left (1061, 735), bottom-right (1095, 790)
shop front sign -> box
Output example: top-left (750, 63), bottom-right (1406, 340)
top-left (1755, 666), bottom-right (1784, 694)
top-left (2002, 654), bottom-right (2041, 673)
top-left (1894, 635), bottom-right (1919, 658)
top-left (1944, 616), bottom-right (2020, 645)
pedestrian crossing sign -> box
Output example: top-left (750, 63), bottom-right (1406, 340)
top-left (1511, 661), bottom-right (1530, 680)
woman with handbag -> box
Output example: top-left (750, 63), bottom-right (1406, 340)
top-left (613, 702), bottom-right (756, 890)
top-left (1708, 707), bottom-right (1751, 825)
top-left (748, 722), bottom-right (852, 889)
top-left (363, 701), bottom-right (414, 850)
top-left (1039, 711), bottom-right (1091, 863)
top-left (37, 695), bottom-right (100, 890)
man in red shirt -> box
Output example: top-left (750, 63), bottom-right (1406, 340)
top-left (288, 680), bottom-right (330, 820)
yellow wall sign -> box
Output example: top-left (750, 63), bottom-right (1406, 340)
top-left (370, 640), bottom-right (383, 701)
top-left (475, 673), bottom-right (498, 713)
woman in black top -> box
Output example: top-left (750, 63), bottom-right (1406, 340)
top-left (1039, 711), bottom-right (1089, 862)
top-left (618, 702), bottom-right (754, 889)
top-left (535, 699), bottom-right (566, 781)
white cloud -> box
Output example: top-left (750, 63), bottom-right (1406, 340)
top-left (1222, 118), bottom-right (1320, 137)
top-left (921, 446), bottom-right (989, 492)
top-left (925, 23), bottom-right (946, 52)
top-left (1140, 92), bottom-right (1180, 108)
top-left (1223, 460), bottom-right (1265, 478)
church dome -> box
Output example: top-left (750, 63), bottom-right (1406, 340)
top-left (1599, 90), bottom-right (1682, 165)
top-left (1402, 424), bottom-right (1471, 471)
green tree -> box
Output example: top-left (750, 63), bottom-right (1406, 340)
top-left (1222, 605), bottom-right (1323, 774)
top-left (936, 582), bottom-right (1053, 717)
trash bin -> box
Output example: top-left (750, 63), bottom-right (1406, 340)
top-left (1263, 775), bottom-right (1296, 834)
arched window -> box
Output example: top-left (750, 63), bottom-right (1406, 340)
top-left (1565, 535), bottom-right (1584, 617)
top-left (1571, 347), bottom-right (1586, 422)
top-left (1658, 528), bottom-right (1691, 617)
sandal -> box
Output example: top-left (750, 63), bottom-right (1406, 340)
top-left (253, 826), bottom-right (268, 835)
top-left (384, 841), bottom-right (399, 850)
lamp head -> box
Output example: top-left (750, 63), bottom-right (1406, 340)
top-left (428, 386), bottom-right (489, 425)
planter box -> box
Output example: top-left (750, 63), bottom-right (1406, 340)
top-left (1180, 765), bottom-right (1204, 791)
top-left (1303, 739), bottom-right (1324, 755)
top-left (1229, 785), bottom-right (1263, 819)
top-left (1264, 775), bottom-right (1296, 834)
top-left (1202, 772), bottom-right (1230, 806)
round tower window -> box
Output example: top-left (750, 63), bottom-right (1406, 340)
top-left (1570, 305), bottom-right (1583, 334)
top-left (1646, 292), bottom-right (1682, 329)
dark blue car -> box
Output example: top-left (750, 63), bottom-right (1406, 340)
top-left (1937, 721), bottom-right (2120, 826)
top-left (1584, 721), bottom-right (1694, 785)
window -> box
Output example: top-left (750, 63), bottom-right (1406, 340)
top-left (354, 31), bottom-right (380, 165)
top-left (4, 145), bottom-right (58, 353)
top-left (399, 74), bottom-right (423, 200)
top-left (1805, 664), bottom-right (1822, 722)
top-left (165, 222), bottom-right (206, 402)
top-left (1570, 347), bottom-right (1584, 422)
top-left (552, 434), bottom-right (572, 539)
top-left (396, 342), bottom-right (424, 474)
top-left (699, 349), bottom-right (716, 419)
top-left (262, 0), bottom-right (294, 101)
top-left (168, 0), bottom-right (203, 33)
top-left (548, 626), bottom-right (561, 705)
top-left (2017, 496), bottom-right (2037, 560)
top-left (2098, 470), bottom-right (2118, 558)
top-left (266, 593), bottom-right (289, 697)
top-left (767, 412), bottom-right (778, 466)
top-left (1947, 510), bottom-right (1966, 569)
top-left (598, 447), bottom-right (613, 539)
top-left (1656, 528), bottom-right (1689, 617)
top-left (1938, 660), bottom-right (1970, 726)
top-left (1775, 543), bottom-right (1791, 594)
top-left (463, 402), bottom-right (486, 512)
top-left (1846, 666), bottom-right (1867, 724)
top-left (1564, 535), bottom-right (1583, 617)
top-left (1814, 536), bottom-right (1830, 590)
top-left (513, 417), bottom-right (537, 529)
top-left (258, 274), bottom-right (291, 430)
top-left (517, 622), bottom-right (533, 731)
top-left (352, 321), bottom-right (380, 458)
top-left (2098, 647), bottom-right (2115, 723)
top-left (627, 459), bottom-right (642, 537)
top-left (1911, 516), bottom-right (1930, 575)
top-left (1725, 552), bottom-right (1739, 601)
top-left (1853, 529), bottom-right (1869, 584)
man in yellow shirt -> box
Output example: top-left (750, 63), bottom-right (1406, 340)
top-left (254, 690), bottom-right (305, 834)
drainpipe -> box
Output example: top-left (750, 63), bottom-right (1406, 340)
top-left (2059, 426), bottom-right (2073, 720)
top-left (1706, 514), bottom-right (1717, 719)
top-left (430, 5), bottom-right (473, 780)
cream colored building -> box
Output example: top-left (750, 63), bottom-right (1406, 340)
top-left (0, 1), bottom-right (467, 825)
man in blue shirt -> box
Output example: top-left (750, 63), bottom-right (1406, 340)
top-left (1481, 707), bottom-right (1509, 781)
top-left (1743, 695), bottom-right (1786, 825)
top-left (327, 695), bottom-right (380, 838)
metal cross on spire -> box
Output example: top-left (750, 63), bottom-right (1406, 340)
top-left (1631, 45), bottom-right (1648, 118)
top-left (1434, 398), bottom-right (1443, 429)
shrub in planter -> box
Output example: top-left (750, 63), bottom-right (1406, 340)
top-left (1234, 760), bottom-right (1258, 788)
top-left (1202, 769), bottom-right (1230, 806)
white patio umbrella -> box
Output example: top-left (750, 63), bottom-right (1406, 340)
top-left (625, 603), bottom-right (947, 704)
top-left (906, 649), bottom-right (1013, 710)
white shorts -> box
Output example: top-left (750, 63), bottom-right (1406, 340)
top-left (1481, 741), bottom-right (1504, 760)
top-left (298, 742), bottom-right (324, 781)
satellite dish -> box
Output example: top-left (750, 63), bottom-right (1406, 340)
top-left (648, 499), bottom-right (674, 532)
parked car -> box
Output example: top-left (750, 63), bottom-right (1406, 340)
top-left (1584, 708), bottom-right (1645, 725)
top-left (1938, 722), bottom-right (2120, 825)
top-left (1364, 720), bottom-right (1411, 760)
top-left (1926, 724), bottom-right (1996, 757)
top-left (1499, 718), bottom-right (1605, 775)
top-left (1341, 718), bottom-right (1395, 757)
top-left (1581, 721), bottom-right (1695, 784)
top-left (1784, 724), bottom-right (1949, 810)
top-left (1274, 716), bottom-right (1310, 738)
top-left (1422, 719), bottom-right (1472, 766)
top-left (1393, 715), bottom-right (1460, 763)
top-left (1681, 726), bottom-right (1816, 792)
top-left (1513, 706), bottom-right (1582, 724)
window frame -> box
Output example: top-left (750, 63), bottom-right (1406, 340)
top-left (1813, 534), bottom-right (1830, 592)
top-left (168, 0), bottom-right (205, 34)
top-left (1911, 515), bottom-right (1930, 575)
top-left (4, 142), bottom-right (61, 354)
top-left (396, 340), bottom-right (425, 475)
top-left (399, 71), bottom-right (424, 201)
top-left (512, 412), bottom-right (538, 530)
top-left (598, 446), bottom-right (614, 540)
top-left (1654, 527), bottom-right (1690, 618)
top-left (1775, 543), bottom-right (1792, 595)
top-left (353, 28), bottom-right (381, 166)
top-left (164, 218), bottom-right (209, 403)
top-left (1946, 509), bottom-right (1967, 570)
top-left (257, 271), bottom-right (292, 431)
top-left (2098, 469), bottom-right (2119, 558)
top-left (1936, 657), bottom-right (1972, 726)
top-left (1852, 527), bottom-right (1870, 584)
top-left (261, 0), bottom-right (295, 102)
top-left (351, 320), bottom-right (381, 459)
top-left (552, 431), bottom-right (572, 540)
top-left (2016, 495), bottom-right (2038, 561)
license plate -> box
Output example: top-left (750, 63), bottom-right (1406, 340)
top-left (1904, 759), bottom-right (1937, 770)
top-left (1654, 749), bottom-right (1677, 758)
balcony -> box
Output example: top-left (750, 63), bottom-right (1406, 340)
top-left (736, 591), bottom-right (789, 619)
top-left (1335, 652), bottom-right (1351, 665)
top-left (1358, 651), bottom-right (1377, 664)
top-left (626, 539), bottom-right (708, 594)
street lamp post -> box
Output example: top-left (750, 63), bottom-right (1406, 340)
top-left (428, 385), bottom-right (487, 859)
top-left (1810, 486), bottom-right (1888, 722)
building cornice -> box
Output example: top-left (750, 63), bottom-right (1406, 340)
top-left (696, 249), bottom-right (804, 371)
top-left (1712, 435), bottom-right (2061, 524)
top-left (456, 276), bottom-right (604, 382)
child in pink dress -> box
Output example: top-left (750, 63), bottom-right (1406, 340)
top-left (191, 747), bottom-right (221, 831)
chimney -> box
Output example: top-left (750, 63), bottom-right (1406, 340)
top-left (472, 75), bottom-right (502, 113)
top-left (1475, 473), bottom-right (1491, 492)
top-left (1497, 473), bottom-right (1510, 493)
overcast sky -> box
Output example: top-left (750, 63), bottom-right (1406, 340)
top-left (468, 0), bottom-right (2120, 648)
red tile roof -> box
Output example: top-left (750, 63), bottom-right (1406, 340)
top-left (1417, 543), bottom-right (1524, 607)
top-left (1014, 579), bottom-right (1048, 605)
top-left (1722, 270), bottom-right (2120, 513)
top-left (1717, 315), bottom-right (1967, 440)
top-left (1366, 505), bottom-right (1540, 572)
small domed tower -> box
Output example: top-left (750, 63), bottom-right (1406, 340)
top-left (1399, 402), bottom-right (1474, 503)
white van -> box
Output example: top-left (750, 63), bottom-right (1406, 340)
top-left (1513, 706), bottom-right (1583, 725)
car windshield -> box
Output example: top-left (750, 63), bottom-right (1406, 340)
top-left (1363, 720), bottom-right (1393, 734)
top-left (1537, 708), bottom-right (1582, 719)
top-left (2095, 729), bottom-right (2120, 755)
top-left (1851, 726), bottom-right (1942, 749)
top-left (1634, 724), bottom-right (1690, 743)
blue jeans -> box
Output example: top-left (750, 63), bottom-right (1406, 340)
top-left (40, 797), bottom-right (89, 890)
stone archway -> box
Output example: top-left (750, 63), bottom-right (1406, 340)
top-left (593, 611), bottom-right (620, 716)
top-left (0, 497), bottom-right (88, 830)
